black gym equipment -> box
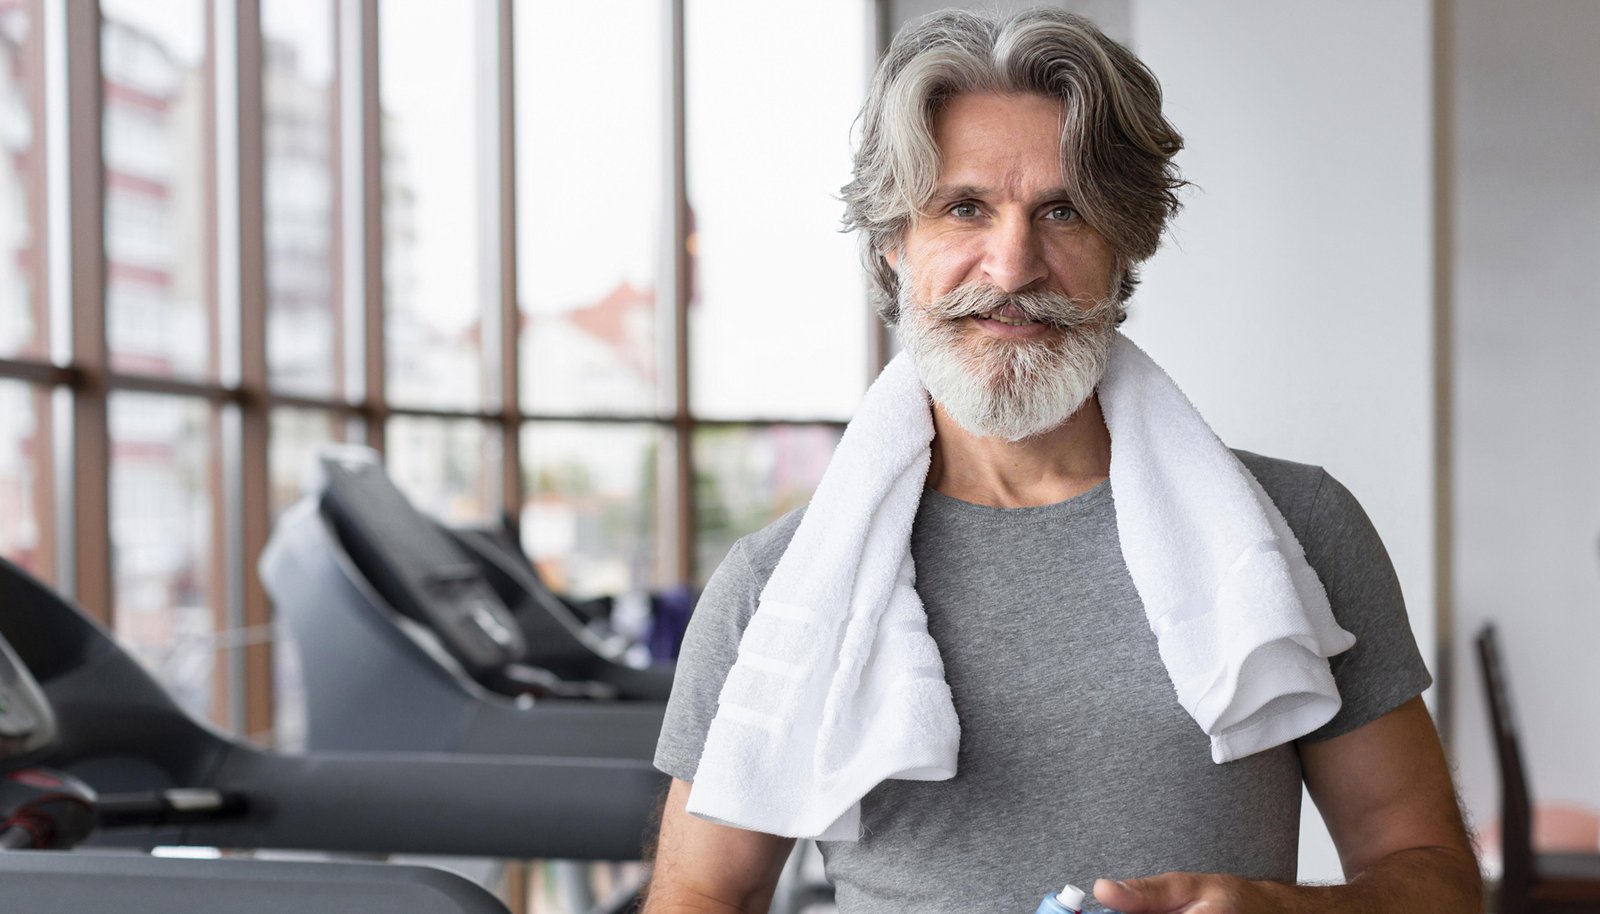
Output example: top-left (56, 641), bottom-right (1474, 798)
top-left (0, 555), bottom-right (666, 861)
top-left (261, 447), bottom-right (673, 760)
top-left (0, 767), bottom-right (98, 849)
top-left (0, 578), bottom-right (488, 911)
top-left (0, 554), bottom-right (667, 912)
top-left (0, 853), bottom-right (512, 914)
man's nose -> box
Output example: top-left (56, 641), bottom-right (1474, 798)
top-left (981, 216), bottom-right (1048, 293)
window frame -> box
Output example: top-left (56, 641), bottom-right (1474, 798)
top-left (0, 0), bottom-right (886, 748)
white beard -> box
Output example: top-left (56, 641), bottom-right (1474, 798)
top-left (897, 281), bottom-right (1119, 442)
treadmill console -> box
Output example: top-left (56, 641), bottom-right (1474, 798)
top-left (317, 451), bottom-right (530, 677)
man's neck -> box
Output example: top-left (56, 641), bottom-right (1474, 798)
top-left (927, 394), bottom-right (1112, 508)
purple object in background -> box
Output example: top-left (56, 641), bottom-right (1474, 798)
top-left (648, 586), bottom-right (697, 662)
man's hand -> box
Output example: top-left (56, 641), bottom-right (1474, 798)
top-left (1092, 873), bottom-right (1267, 913)
top-left (1089, 698), bottom-right (1481, 914)
top-left (642, 778), bottom-right (795, 914)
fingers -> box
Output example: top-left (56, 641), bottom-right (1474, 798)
top-left (1093, 875), bottom-right (1168, 913)
top-left (1093, 872), bottom-right (1243, 913)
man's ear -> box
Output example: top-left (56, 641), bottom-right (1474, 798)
top-left (884, 248), bottom-right (901, 272)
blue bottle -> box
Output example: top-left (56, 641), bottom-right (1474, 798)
top-left (1035, 884), bottom-right (1087, 914)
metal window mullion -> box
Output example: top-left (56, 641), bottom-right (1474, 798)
top-left (222, 0), bottom-right (274, 743)
top-left (268, 390), bottom-right (364, 414)
top-left (668, 0), bottom-right (692, 586)
top-left (200, 0), bottom-right (236, 734)
top-left (53, 0), bottom-right (110, 623)
top-left (383, 404), bottom-right (504, 423)
top-left (210, 401), bottom-right (235, 732)
top-left (328, 0), bottom-right (347, 412)
top-left (354, 0), bottom-right (385, 451)
top-left (104, 371), bottom-right (236, 400)
top-left (0, 359), bottom-right (75, 385)
top-left (491, 0), bottom-right (524, 845)
top-left (493, 0), bottom-right (520, 523)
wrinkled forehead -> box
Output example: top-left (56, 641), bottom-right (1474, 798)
top-left (928, 92), bottom-right (1072, 193)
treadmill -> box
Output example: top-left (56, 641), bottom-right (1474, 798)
top-left (0, 559), bottom-right (668, 912)
top-left (263, 449), bottom-right (835, 913)
top-left (0, 619), bottom-right (503, 914)
top-left (0, 555), bottom-right (666, 861)
top-left (261, 447), bottom-right (674, 759)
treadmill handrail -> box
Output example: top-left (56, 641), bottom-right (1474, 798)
top-left (186, 742), bottom-right (665, 860)
top-left (0, 850), bottom-right (510, 914)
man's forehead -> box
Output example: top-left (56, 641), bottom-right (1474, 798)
top-left (930, 92), bottom-right (1069, 167)
top-left (920, 93), bottom-right (1075, 209)
top-left (931, 90), bottom-right (1068, 136)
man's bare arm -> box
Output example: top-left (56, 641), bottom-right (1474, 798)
top-left (1093, 697), bottom-right (1482, 913)
top-left (643, 778), bottom-right (795, 914)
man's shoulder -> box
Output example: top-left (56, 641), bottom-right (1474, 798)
top-left (1231, 448), bottom-right (1330, 536)
top-left (721, 505), bottom-right (809, 585)
top-left (1231, 447), bottom-right (1326, 493)
top-left (1229, 447), bottom-right (1387, 560)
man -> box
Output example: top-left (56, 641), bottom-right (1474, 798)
top-left (645, 8), bottom-right (1479, 913)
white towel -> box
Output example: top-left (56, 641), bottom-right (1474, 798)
top-left (687, 332), bottom-right (1356, 840)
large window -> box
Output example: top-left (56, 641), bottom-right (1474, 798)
top-left (380, 0), bottom-right (492, 411)
top-left (515, 2), bottom-right (666, 418)
top-left (0, 0), bottom-right (46, 363)
top-left (686, 0), bottom-right (871, 421)
top-left (263, 0), bottom-right (340, 398)
top-left (101, 0), bottom-right (214, 379)
top-left (0, 380), bottom-right (52, 579)
top-left (522, 421), bottom-right (673, 597)
top-left (109, 392), bottom-right (224, 725)
top-left (0, 0), bottom-right (879, 757)
top-left (693, 423), bottom-right (841, 580)
top-left (0, 0), bottom-right (52, 586)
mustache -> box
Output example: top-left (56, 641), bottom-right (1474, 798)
top-left (920, 282), bottom-right (1121, 328)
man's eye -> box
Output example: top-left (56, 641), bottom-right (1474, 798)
top-left (1045, 204), bottom-right (1079, 222)
top-left (948, 202), bottom-right (979, 218)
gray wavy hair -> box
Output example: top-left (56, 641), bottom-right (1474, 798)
top-left (841, 7), bottom-right (1187, 323)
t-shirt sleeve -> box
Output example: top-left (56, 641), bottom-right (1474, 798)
top-left (652, 538), bottom-right (763, 782)
top-left (1297, 469), bottom-right (1433, 743)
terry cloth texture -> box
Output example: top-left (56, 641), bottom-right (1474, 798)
top-left (653, 451), bottom-right (1431, 914)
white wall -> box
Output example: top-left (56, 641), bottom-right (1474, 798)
top-left (1450, 0), bottom-right (1600, 861)
top-left (1126, 0), bottom-right (1436, 671)
top-left (1126, 0), bottom-right (1436, 883)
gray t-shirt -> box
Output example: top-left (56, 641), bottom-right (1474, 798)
top-left (654, 450), bottom-right (1430, 913)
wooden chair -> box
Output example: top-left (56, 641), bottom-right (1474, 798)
top-left (1476, 624), bottom-right (1600, 913)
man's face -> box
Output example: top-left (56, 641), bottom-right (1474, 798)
top-left (892, 91), bottom-right (1122, 442)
